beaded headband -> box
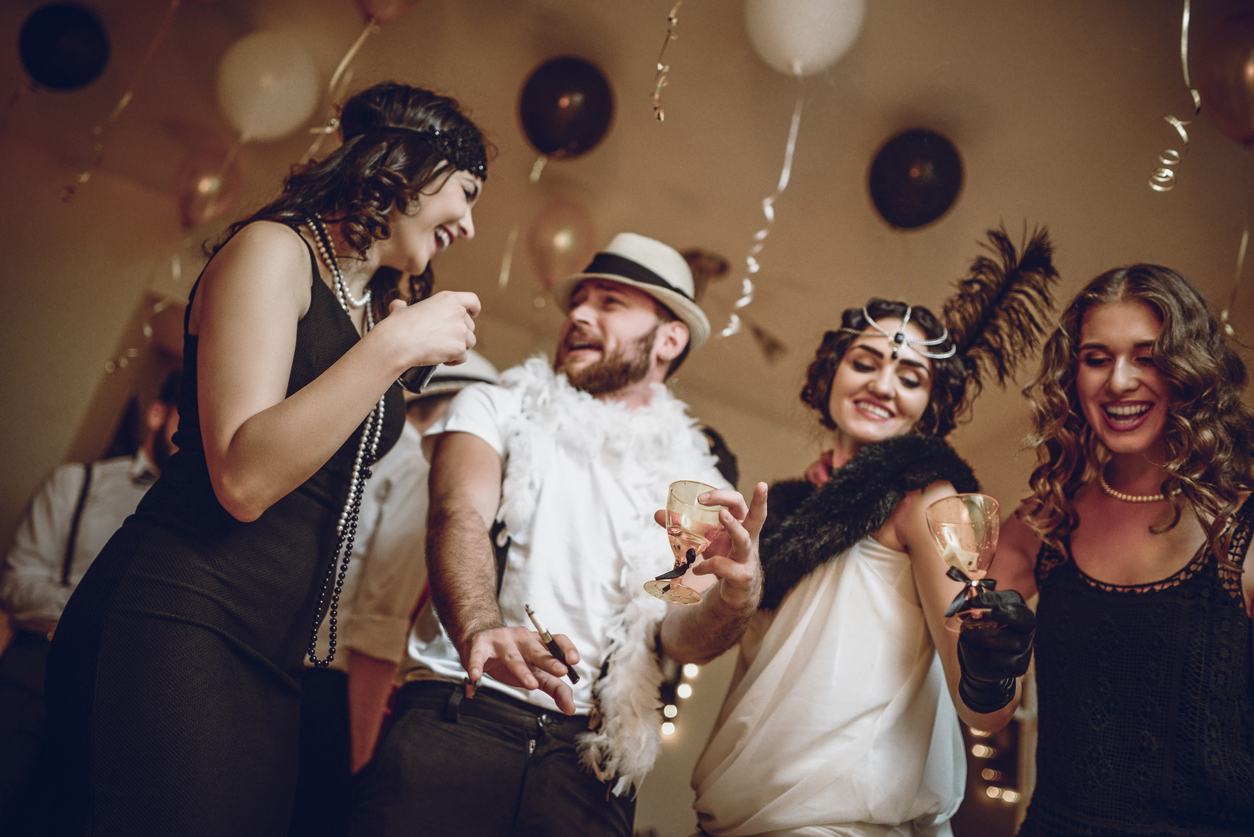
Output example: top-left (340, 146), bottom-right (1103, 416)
top-left (841, 305), bottom-right (956, 360)
top-left (360, 123), bottom-right (488, 180)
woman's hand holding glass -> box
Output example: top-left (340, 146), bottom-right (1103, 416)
top-left (385, 289), bottom-right (481, 371)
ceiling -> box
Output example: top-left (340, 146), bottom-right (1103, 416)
top-left (3, 0), bottom-right (1252, 500)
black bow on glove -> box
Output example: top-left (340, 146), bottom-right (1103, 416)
top-left (944, 565), bottom-right (997, 617)
top-left (956, 589), bottom-right (1035, 715)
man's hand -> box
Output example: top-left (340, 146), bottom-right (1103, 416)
top-left (656, 483), bottom-right (769, 664)
top-left (461, 626), bottom-right (581, 715)
top-left (689, 484), bottom-right (768, 607)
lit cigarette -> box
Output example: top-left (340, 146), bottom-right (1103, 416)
top-left (524, 604), bottom-right (579, 684)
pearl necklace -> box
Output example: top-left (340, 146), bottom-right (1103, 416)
top-left (308, 216), bottom-right (372, 310)
top-left (1098, 467), bottom-right (1170, 503)
top-left (304, 216), bottom-right (387, 667)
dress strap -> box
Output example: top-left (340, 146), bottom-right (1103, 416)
top-left (283, 221), bottom-right (320, 287)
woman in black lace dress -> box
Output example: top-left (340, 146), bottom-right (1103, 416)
top-left (43, 82), bottom-right (488, 836)
top-left (993, 264), bottom-right (1254, 835)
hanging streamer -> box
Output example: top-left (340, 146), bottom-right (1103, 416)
top-left (302, 21), bottom-right (380, 163)
top-left (63, 0), bottom-right (183, 202)
top-left (1149, 0), bottom-right (1202, 192)
top-left (1221, 151), bottom-right (1253, 338)
top-left (498, 223), bottom-right (520, 289)
top-left (722, 87), bottom-right (804, 338)
top-left (651, 0), bottom-right (684, 122)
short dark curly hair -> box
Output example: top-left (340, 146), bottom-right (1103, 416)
top-left (800, 298), bottom-right (970, 437)
top-left (216, 82), bottom-right (494, 322)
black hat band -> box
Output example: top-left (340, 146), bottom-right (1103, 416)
top-left (581, 253), bottom-right (692, 302)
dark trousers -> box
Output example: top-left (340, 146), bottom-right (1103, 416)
top-left (0, 631), bottom-right (51, 836)
top-left (290, 667), bottom-right (352, 837)
top-left (350, 681), bottom-right (635, 837)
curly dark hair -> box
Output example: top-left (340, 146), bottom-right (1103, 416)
top-left (800, 298), bottom-right (970, 438)
top-left (1021, 264), bottom-right (1254, 556)
top-left (216, 82), bottom-right (494, 322)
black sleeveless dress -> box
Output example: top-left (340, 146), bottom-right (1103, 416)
top-left (44, 232), bottom-right (404, 836)
top-left (1018, 501), bottom-right (1254, 836)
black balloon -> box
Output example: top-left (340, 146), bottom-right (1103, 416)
top-left (19, 3), bottom-right (110, 92)
top-left (519, 57), bottom-right (614, 159)
top-left (868, 129), bottom-right (963, 230)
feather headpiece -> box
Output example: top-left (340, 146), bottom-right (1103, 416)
top-left (942, 225), bottom-right (1059, 399)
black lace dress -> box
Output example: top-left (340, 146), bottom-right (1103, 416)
top-left (1018, 501), bottom-right (1254, 836)
top-left (44, 234), bottom-right (404, 836)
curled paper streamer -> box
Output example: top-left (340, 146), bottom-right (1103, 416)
top-left (1149, 0), bottom-right (1201, 193)
top-left (302, 22), bottom-right (379, 163)
top-left (63, 0), bottom-right (182, 201)
top-left (722, 89), bottom-right (804, 338)
top-left (652, 0), bottom-right (684, 122)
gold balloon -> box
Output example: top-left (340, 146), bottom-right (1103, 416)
top-left (526, 197), bottom-right (596, 290)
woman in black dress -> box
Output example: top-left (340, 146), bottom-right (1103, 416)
top-left (44, 82), bottom-right (489, 836)
top-left (992, 264), bottom-right (1254, 835)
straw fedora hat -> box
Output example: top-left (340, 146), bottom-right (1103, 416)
top-left (550, 232), bottom-right (711, 348)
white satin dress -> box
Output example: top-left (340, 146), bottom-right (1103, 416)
top-left (691, 536), bottom-right (965, 837)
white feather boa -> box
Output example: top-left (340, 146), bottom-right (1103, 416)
top-left (495, 357), bottom-right (723, 795)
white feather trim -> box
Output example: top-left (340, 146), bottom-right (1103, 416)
top-left (493, 357), bottom-right (723, 793)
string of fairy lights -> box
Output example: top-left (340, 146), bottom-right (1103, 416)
top-left (967, 726), bottom-right (1023, 806)
top-left (658, 661), bottom-right (701, 740)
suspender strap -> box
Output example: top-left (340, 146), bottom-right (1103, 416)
top-left (62, 462), bottom-right (92, 586)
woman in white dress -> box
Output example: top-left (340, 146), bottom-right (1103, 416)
top-left (690, 229), bottom-right (1055, 837)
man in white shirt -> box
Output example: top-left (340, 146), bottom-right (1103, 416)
top-left (0, 372), bottom-right (180, 824)
top-left (351, 233), bottom-right (768, 837)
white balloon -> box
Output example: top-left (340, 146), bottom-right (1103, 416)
top-left (744, 0), bottom-right (866, 77)
top-left (216, 30), bottom-right (320, 143)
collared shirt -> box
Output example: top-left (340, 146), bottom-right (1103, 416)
top-left (0, 452), bottom-right (157, 627)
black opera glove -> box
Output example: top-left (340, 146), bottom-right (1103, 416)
top-left (956, 589), bottom-right (1035, 714)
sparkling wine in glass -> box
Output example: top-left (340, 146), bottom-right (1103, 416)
top-left (925, 493), bottom-right (1000, 631)
top-left (644, 480), bottom-right (725, 605)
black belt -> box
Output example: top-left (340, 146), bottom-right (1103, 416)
top-left (396, 680), bottom-right (592, 741)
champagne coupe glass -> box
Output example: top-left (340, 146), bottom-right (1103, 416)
top-left (644, 480), bottom-right (725, 605)
top-left (924, 493), bottom-right (1000, 631)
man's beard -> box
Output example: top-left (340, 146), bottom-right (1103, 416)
top-left (560, 325), bottom-right (657, 396)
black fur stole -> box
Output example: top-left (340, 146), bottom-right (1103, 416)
top-left (759, 434), bottom-right (980, 610)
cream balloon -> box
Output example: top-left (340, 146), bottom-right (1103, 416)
top-left (216, 30), bottom-right (320, 142)
top-left (743, 0), bottom-right (866, 77)
top-left (527, 196), bottom-right (596, 290)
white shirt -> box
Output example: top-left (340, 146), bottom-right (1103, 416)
top-left (691, 536), bottom-right (965, 837)
top-left (1, 453), bottom-right (156, 626)
top-left (403, 360), bottom-right (727, 715)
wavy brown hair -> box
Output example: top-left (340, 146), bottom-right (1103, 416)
top-left (800, 298), bottom-right (969, 438)
top-left (216, 82), bottom-right (493, 322)
top-left (1021, 264), bottom-right (1254, 557)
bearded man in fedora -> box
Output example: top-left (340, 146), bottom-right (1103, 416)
top-left (351, 233), bottom-right (769, 837)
